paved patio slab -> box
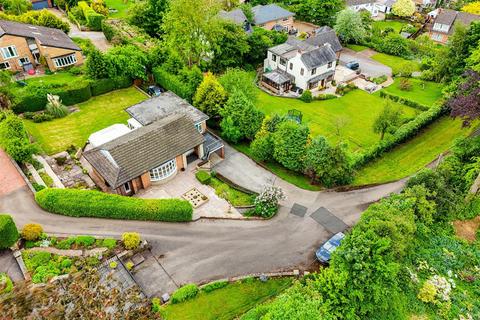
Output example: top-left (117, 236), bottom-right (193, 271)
top-left (310, 207), bottom-right (348, 234)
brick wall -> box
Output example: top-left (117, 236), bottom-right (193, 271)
top-left (0, 35), bottom-right (35, 72)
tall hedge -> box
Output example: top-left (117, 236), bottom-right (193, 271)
top-left (153, 67), bottom-right (194, 101)
top-left (0, 214), bottom-right (19, 249)
top-left (35, 189), bottom-right (193, 222)
top-left (353, 105), bottom-right (446, 168)
top-left (379, 91), bottom-right (430, 111)
top-left (78, 1), bottom-right (105, 31)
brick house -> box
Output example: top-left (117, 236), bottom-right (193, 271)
top-left (0, 20), bottom-right (83, 73)
top-left (83, 92), bottom-right (225, 196)
top-left (429, 9), bottom-right (480, 44)
top-left (252, 4), bottom-right (295, 31)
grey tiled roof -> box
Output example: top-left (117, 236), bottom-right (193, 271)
top-left (83, 114), bottom-right (204, 188)
top-left (306, 26), bottom-right (342, 53)
top-left (0, 19), bottom-right (81, 51)
top-left (219, 9), bottom-right (248, 24)
top-left (434, 9), bottom-right (458, 26)
top-left (252, 4), bottom-right (294, 25)
top-left (346, 0), bottom-right (376, 5)
top-left (269, 36), bottom-right (316, 57)
top-left (126, 91), bottom-right (209, 126)
top-left (300, 46), bottom-right (336, 69)
top-left (433, 9), bottom-right (480, 34)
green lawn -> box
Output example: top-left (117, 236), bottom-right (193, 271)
top-left (353, 117), bottom-right (474, 185)
top-left (210, 176), bottom-right (256, 206)
top-left (24, 72), bottom-right (79, 86)
top-left (256, 88), bottom-right (418, 151)
top-left (378, 77), bottom-right (444, 106)
top-left (161, 278), bottom-right (292, 320)
top-left (105, 0), bottom-right (137, 19)
top-left (372, 20), bottom-right (408, 33)
top-left (25, 87), bottom-right (147, 155)
top-left (346, 44), bottom-right (368, 52)
top-left (371, 53), bottom-right (421, 75)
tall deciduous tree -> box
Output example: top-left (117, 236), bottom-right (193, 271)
top-left (219, 68), bottom-right (257, 103)
top-left (193, 72), bottom-right (228, 119)
top-left (295, 0), bottom-right (344, 27)
top-left (448, 70), bottom-right (480, 124)
top-left (272, 121), bottom-right (309, 172)
top-left (304, 136), bottom-right (353, 187)
top-left (162, 0), bottom-right (223, 67)
top-left (85, 49), bottom-right (110, 80)
top-left (373, 101), bottom-right (403, 140)
top-left (334, 9), bottom-right (366, 44)
top-left (392, 0), bottom-right (415, 17)
top-left (128, 0), bottom-right (168, 37)
top-left (211, 22), bottom-right (250, 73)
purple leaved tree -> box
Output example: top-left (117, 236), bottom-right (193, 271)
top-left (448, 70), bottom-right (480, 126)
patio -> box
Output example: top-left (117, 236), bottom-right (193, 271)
top-left (135, 159), bottom-right (244, 220)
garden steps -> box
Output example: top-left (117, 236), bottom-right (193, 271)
top-left (33, 155), bottom-right (65, 189)
top-left (25, 163), bottom-right (46, 187)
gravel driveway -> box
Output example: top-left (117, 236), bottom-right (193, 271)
top-left (339, 48), bottom-right (392, 78)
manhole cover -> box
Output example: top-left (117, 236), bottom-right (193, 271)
top-left (290, 203), bottom-right (307, 217)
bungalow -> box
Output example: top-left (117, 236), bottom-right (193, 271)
top-left (262, 35), bottom-right (338, 93)
top-left (0, 20), bottom-right (83, 72)
top-left (429, 9), bottom-right (480, 44)
top-left (346, 0), bottom-right (379, 17)
top-left (83, 92), bottom-right (224, 196)
top-left (251, 4), bottom-right (295, 31)
top-left (218, 8), bottom-right (252, 32)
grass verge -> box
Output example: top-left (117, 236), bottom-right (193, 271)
top-left (160, 278), bottom-right (292, 320)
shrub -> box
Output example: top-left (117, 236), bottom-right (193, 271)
top-left (378, 91), bottom-right (429, 111)
top-left (254, 185), bottom-right (286, 218)
top-left (299, 90), bottom-right (313, 103)
top-left (55, 237), bottom-right (76, 249)
top-left (109, 261), bottom-right (118, 269)
top-left (399, 78), bottom-right (412, 91)
top-left (122, 232), bottom-right (140, 250)
top-left (78, 1), bottom-right (105, 31)
top-left (74, 235), bottom-right (95, 247)
top-left (0, 273), bottom-right (13, 294)
top-left (32, 112), bottom-right (54, 123)
top-left (153, 67), bottom-right (196, 102)
top-left (21, 223), bottom-right (43, 241)
top-left (60, 258), bottom-right (72, 269)
top-left (202, 280), bottom-right (228, 293)
top-left (195, 171), bottom-right (211, 185)
top-left (171, 284), bottom-right (199, 304)
top-left (151, 297), bottom-right (161, 313)
top-left (126, 261), bottom-right (134, 270)
top-left (35, 189), bottom-right (193, 222)
top-left (101, 238), bottom-right (117, 249)
top-left (32, 183), bottom-right (46, 192)
top-left (314, 94), bottom-right (337, 100)
top-left (0, 214), bottom-right (19, 249)
top-left (45, 95), bottom-right (69, 118)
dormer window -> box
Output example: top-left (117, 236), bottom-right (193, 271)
top-left (195, 123), bottom-right (202, 133)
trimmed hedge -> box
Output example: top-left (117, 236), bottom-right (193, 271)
top-left (0, 214), bottom-right (19, 249)
top-left (11, 77), bottom-right (131, 113)
top-left (153, 67), bottom-right (193, 101)
top-left (195, 171), bottom-right (211, 185)
top-left (202, 280), bottom-right (228, 293)
top-left (353, 104), bottom-right (446, 168)
top-left (171, 284), bottom-right (199, 304)
top-left (78, 1), bottom-right (105, 31)
top-left (35, 189), bottom-right (193, 222)
top-left (379, 91), bottom-right (430, 111)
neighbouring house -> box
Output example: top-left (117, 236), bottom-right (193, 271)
top-left (83, 92), bottom-right (225, 196)
top-left (262, 36), bottom-right (337, 93)
top-left (414, 0), bottom-right (435, 8)
top-left (251, 4), bottom-right (295, 31)
top-left (346, 0), bottom-right (379, 17)
top-left (376, 0), bottom-right (396, 13)
top-left (428, 9), bottom-right (480, 44)
top-left (305, 26), bottom-right (343, 59)
top-left (0, 20), bottom-right (83, 72)
top-left (30, 0), bottom-right (53, 10)
top-left (218, 8), bottom-right (252, 33)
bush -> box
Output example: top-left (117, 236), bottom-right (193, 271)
top-left (399, 78), bottom-right (412, 91)
top-left (35, 189), bottom-right (193, 222)
top-left (299, 90), bottom-right (313, 103)
top-left (202, 280), bottom-right (228, 293)
top-left (314, 94), bottom-right (337, 100)
top-left (372, 75), bottom-right (388, 84)
top-left (74, 235), bottom-right (95, 247)
top-left (122, 232), bottom-right (141, 250)
top-left (60, 258), bottom-right (72, 269)
top-left (109, 261), bottom-right (118, 269)
top-left (151, 297), bottom-right (161, 313)
top-left (0, 214), bottom-right (19, 249)
top-left (32, 112), bottom-right (54, 123)
top-left (171, 284), bottom-right (199, 304)
top-left (126, 261), bottom-right (134, 270)
top-left (153, 67), bottom-right (196, 102)
top-left (78, 1), bottom-right (105, 31)
top-left (21, 223), bottom-right (43, 241)
top-left (55, 237), bottom-right (76, 249)
top-left (195, 171), bottom-right (211, 185)
top-left (0, 273), bottom-right (13, 294)
top-left (32, 182), bottom-right (46, 192)
top-left (102, 238), bottom-right (116, 249)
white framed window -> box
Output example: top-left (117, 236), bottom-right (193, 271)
top-left (19, 57), bottom-right (30, 66)
top-left (53, 54), bottom-right (77, 68)
top-left (0, 61), bottom-right (10, 70)
top-left (271, 54), bottom-right (277, 62)
top-left (195, 122), bottom-right (202, 133)
top-left (149, 159), bottom-right (177, 181)
top-left (1, 46), bottom-right (18, 59)
top-left (124, 182), bottom-right (131, 193)
top-left (279, 58), bottom-right (286, 66)
top-left (311, 68), bottom-right (317, 75)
